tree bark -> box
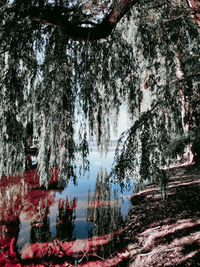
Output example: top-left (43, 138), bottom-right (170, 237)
top-left (30, 0), bottom-right (138, 41)
top-left (187, 0), bottom-right (200, 27)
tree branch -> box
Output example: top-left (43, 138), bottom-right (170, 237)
top-left (30, 0), bottom-right (138, 41)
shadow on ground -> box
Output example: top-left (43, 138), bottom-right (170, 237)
top-left (125, 165), bottom-right (200, 266)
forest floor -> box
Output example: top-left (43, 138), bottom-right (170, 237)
top-left (124, 164), bottom-right (200, 266)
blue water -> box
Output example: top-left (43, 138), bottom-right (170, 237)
top-left (17, 149), bottom-right (133, 249)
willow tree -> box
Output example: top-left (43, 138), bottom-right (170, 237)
top-left (113, 0), bottom-right (200, 199)
top-left (0, 0), bottom-right (200, 192)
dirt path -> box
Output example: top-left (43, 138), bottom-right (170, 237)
top-left (125, 165), bottom-right (200, 266)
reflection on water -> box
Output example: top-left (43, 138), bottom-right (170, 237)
top-left (87, 169), bottom-right (124, 236)
top-left (0, 150), bottom-right (133, 266)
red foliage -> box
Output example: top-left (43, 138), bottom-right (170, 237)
top-left (0, 171), bottom-right (58, 266)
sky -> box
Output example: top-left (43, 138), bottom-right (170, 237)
top-left (74, 103), bottom-right (131, 142)
top-left (112, 104), bottom-right (131, 140)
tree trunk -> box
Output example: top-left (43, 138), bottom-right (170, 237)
top-left (191, 138), bottom-right (200, 164)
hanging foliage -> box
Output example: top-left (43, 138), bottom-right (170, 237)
top-left (0, 0), bottom-right (200, 192)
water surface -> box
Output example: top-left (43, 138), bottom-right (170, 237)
top-left (0, 149), bottom-right (133, 265)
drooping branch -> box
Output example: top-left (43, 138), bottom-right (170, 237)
top-left (30, 0), bottom-right (138, 41)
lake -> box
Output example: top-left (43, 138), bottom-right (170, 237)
top-left (0, 149), bottom-right (133, 266)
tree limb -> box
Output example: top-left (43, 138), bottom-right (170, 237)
top-left (30, 0), bottom-right (138, 41)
